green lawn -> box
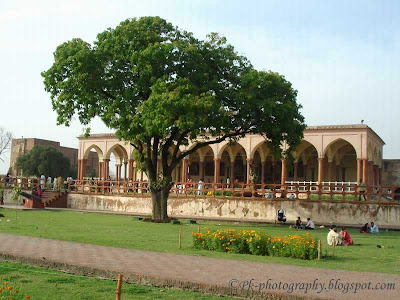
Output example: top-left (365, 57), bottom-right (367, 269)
top-left (0, 208), bottom-right (399, 274)
top-left (0, 261), bottom-right (235, 300)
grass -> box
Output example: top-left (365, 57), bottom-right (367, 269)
top-left (0, 261), bottom-right (235, 300)
top-left (0, 208), bottom-right (399, 274)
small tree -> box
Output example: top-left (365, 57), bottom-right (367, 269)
top-left (0, 127), bottom-right (13, 163)
top-left (12, 185), bottom-right (22, 224)
top-left (16, 145), bottom-right (71, 178)
top-left (86, 167), bottom-right (97, 178)
top-left (42, 17), bottom-right (305, 221)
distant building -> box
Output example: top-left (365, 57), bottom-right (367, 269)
top-left (9, 138), bottom-right (98, 177)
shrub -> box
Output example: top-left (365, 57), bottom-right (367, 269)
top-left (193, 229), bottom-right (318, 260)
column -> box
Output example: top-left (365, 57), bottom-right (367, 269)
top-left (362, 158), bottom-right (368, 184)
top-left (357, 158), bottom-right (362, 184)
top-left (230, 161), bottom-right (235, 184)
top-left (281, 159), bottom-right (287, 185)
top-left (368, 161), bottom-right (374, 186)
top-left (272, 162), bottom-right (276, 183)
top-left (114, 164), bottom-right (119, 181)
top-left (318, 158), bottom-right (324, 184)
top-left (81, 159), bottom-right (88, 179)
top-left (261, 161), bottom-right (266, 184)
top-left (100, 162), bottom-right (105, 179)
top-left (103, 159), bottom-right (110, 180)
top-left (124, 162), bottom-right (128, 181)
top-left (214, 158), bottom-right (220, 183)
top-left (77, 159), bottom-right (82, 180)
top-left (181, 159), bottom-right (188, 182)
top-left (378, 167), bottom-right (382, 185)
top-left (246, 158), bottom-right (253, 184)
top-left (328, 161), bottom-right (333, 182)
top-left (293, 162), bottom-right (298, 181)
top-left (128, 159), bottom-right (134, 181)
top-left (199, 161), bottom-right (205, 180)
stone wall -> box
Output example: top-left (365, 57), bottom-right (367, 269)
top-left (67, 193), bottom-right (400, 226)
top-left (2, 189), bottom-right (26, 204)
top-left (382, 159), bottom-right (400, 186)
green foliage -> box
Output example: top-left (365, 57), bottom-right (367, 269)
top-left (41, 16), bottom-right (305, 219)
top-left (86, 167), bottom-right (96, 178)
top-left (15, 146), bottom-right (71, 178)
top-left (11, 186), bottom-right (22, 203)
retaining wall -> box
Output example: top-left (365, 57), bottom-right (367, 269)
top-left (67, 193), bottom-right (400, 226)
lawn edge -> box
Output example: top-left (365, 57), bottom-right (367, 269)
top-left (0, 252), bottom-right (326, 300)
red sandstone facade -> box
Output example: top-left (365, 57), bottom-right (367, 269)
top-left (9, 138), bottom-right (99, 177)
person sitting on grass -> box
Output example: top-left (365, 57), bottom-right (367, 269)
top-left (295, 217), bottom-right (303, 229)
top-left (369, 222), bottom-right (379, 234)
top-left (305, 218), bottom-right (315, 230)
top-left (359, 223), bottom-right (369, 233)
top-left (339, 228), bottom-right (353, 245)
top-left (327, 225), bottom-right (343, 246)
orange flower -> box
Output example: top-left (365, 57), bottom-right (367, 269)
top-left (26, 296), bottom-right (31, 299)
top-left (4, 282), bottom-right (8, 285)
top-left (0, 288), bottom-right (2, 293)
top-left (8, 286), bottom-right (13, 291)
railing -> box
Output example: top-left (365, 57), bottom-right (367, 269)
top-left (1, 176), bottom-right (399, 205)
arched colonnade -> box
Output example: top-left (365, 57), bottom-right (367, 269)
top-left (77, 125), bottom-right (384, 186)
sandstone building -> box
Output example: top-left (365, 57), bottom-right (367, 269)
top-left (9, 138), bottom-right (98, 176)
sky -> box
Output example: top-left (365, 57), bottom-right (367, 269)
top-left (0, 0), bottom-right (399, 174)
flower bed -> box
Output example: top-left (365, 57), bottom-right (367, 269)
top-left (0, 276), bottom-right (31, 299)
top-left (192, 229), bottom-right (319, 260)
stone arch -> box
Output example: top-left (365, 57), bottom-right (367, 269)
top-left (250, 140), bottom-right (269, 161)
top-left (106, 144), bottom-right (129, 164)
top-left (83, 144), bottom-right (104, 162)
top-left (296, 141), bottom-right (318, 163)
top-left (322, 138), bottom-right (357, 182)
top-left (323, 138), bottom-right (359, 159)
top-left (217, 142), bottom-right (235, 161)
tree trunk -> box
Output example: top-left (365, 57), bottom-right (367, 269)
top-left (151, 185), bottom-right (173, 222)
top-left (151, 190), bottom-right (164, 221)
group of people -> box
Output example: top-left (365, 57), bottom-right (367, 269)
top-left (327, 222), bottom-right (380, 246)
top-left (40, 175), bottom-right (73, 192)
top-left (295, 217), bottom-right (315, 230)
top-left (359, 222), bottom-right (380, 234)
top-left (327, 225), bottom-right (354, 246)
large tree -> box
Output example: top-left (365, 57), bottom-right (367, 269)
top-left (15, 145), bottom-right (71, 178)
top-left (42, 17), bottom-right (305, 221)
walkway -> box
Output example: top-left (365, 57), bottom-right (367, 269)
top-left (0, 233), bottom-right (399, 299)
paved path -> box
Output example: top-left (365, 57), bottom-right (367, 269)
top-left (0, 233), bottom-right (399, 300)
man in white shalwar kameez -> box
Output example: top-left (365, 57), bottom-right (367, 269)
top-left (327, 225), bottom-right (343, 246)
top-left (53, 177), bottom-right (58, 191)
top-left (47, 176), bottom-right (52, 190)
